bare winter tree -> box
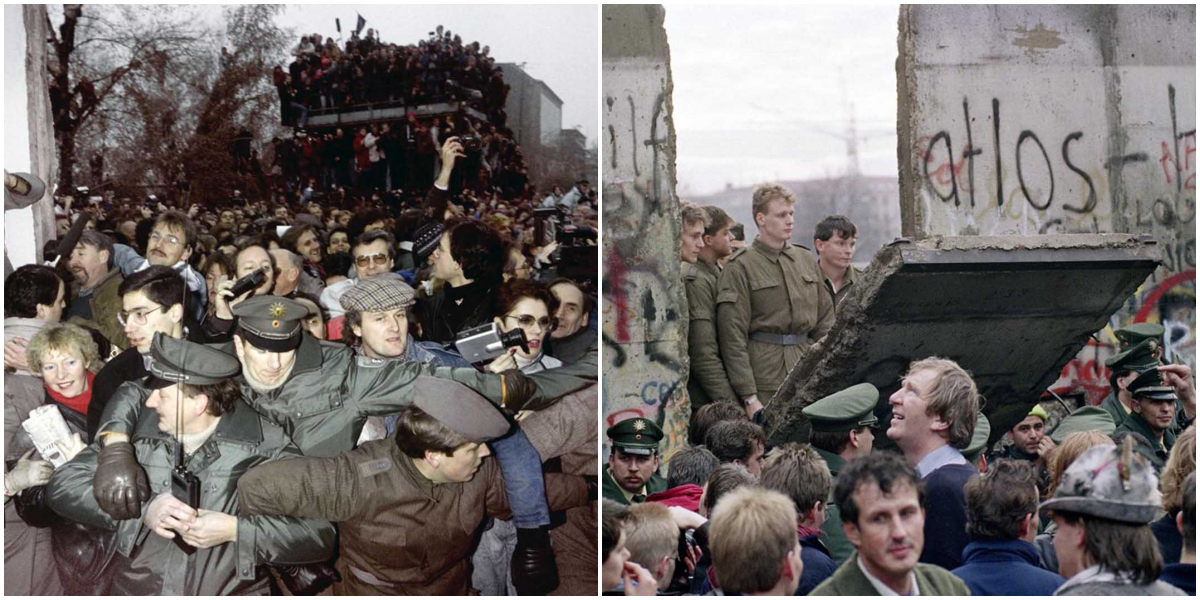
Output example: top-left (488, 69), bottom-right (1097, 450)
top-left (46, 4), bottom-right (203, 191)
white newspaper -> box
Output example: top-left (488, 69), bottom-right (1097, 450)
top-left (21, 405), bottom-right (73, 468)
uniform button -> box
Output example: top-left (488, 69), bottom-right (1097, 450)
top-left (296, 412), bottom-right (302, 417)
top-left (242, 568), bottom-right (249, 576)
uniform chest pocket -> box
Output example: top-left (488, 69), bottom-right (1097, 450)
top-left (284, 387), bottom-right (347, 420)
top-left (749, 275), bottom-right (781, 292)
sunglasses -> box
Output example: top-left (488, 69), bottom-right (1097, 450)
top-left (354, 252), bottom-right (390, 267)
top-left (504, 314), bottom-right (556, 331)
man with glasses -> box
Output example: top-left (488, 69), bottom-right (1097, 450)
top-left (319, 230), bottom-right (396, 319)
top-left (89, 266), bottom-right (199, 443)
top-left (110, 210), bottom-right (207, 321)
top-left (93, 295), bottom-right (591, 595)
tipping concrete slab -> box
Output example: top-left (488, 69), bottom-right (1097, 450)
top-left (765, 233), bottom-right (1160, 446)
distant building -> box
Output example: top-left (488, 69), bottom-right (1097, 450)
top-left (497, 63), bottom-right (563, 151)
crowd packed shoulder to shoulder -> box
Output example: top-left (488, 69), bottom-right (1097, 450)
top-left (602, 181), bottom-right (1196, 596)
top-left (4, 130), bottom-right (599, 595)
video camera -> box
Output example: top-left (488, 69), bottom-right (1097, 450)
top-left (450, 322), bottom-right (528, 364)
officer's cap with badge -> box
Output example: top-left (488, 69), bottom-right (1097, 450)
top-left (1049, 405), bottom-right (1117, 444)
top-left (144, 332), bottom-right (241, 390)
top-left (607, 417), bottom-right (664, 456)
top-left (1128, 367), bottom-right (1177, 403)
top-left (1039, 437), bottom-right (1161, 524)
top-left (1105, 338), bottom-right (1161, 374)
top-left (233, 296), bottom-right (309, 352)
top-left (1113, 322), bottom-right (1165, 349)
top-left (802, 383), bottom-right (880, 433)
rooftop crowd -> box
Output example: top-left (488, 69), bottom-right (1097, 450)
top-left (601, 183), bottom-right (1196, 596)
top-left (4, 71), bottom-right (599, 593)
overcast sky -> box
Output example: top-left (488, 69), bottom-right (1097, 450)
top-left (274, 5), bottom-right (598, 147)
top-left (665, 5), bottom-right (901, 196)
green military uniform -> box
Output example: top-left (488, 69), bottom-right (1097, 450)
top-left (809, 551), bottom-right (971, 596)
top-left (1114, 367), bottom-right (1180, 473)
top-left (602, 417), bottom-right (668, 505)
top-left (684, 258), bottom-right (736, 411)
top-left (822, 264), bottom-right (865, 308)
top-left (98, 296), bottom-right (591, 459)
top-left (716, 238), bottom-right (834, 404)
top-left (803, 383), bottom-right (880, 565)
top-left (48, 334), bottom-right (336, 595)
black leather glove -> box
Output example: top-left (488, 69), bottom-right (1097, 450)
top-left (501, 368), bottom-right (539, 412)
top-left (93, 441), bottom-right (150, 520)
top-left (276, 562), bottom-right (342, 595)
top-left (512, 526), bottom-right (559, 595)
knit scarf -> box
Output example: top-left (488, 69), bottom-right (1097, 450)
top-left (46, 371), bottom-right (95, 416)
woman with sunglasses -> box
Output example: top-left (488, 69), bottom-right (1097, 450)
top-left (486, 279), bottom-right (562, 375)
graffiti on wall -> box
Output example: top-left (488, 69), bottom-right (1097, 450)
top-left (602, 67), bottom-right (692, 462)
top-left (916, 79), bottom-right (1196, 405)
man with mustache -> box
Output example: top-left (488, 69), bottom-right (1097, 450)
top-left (110, 210), bottom-right (207, 322)
top-left (811, 452), bottom-right (970, 595)
top-left (603, 417), bottom-right (667, 505)
top-left (65, 230), bottom-right (128, 350)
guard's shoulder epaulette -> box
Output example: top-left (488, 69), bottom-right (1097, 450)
top-left (356, 457), bottom-right (393, 478)
top-left (726, 247), bottom-right (749, 262)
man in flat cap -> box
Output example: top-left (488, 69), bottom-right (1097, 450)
top-left (341, 274), bottom-right (563, 592)
top-left (804, 382), bottom-right (880, 564)
top-left (93, 294), bottom-right (588, 593)
top-left (603, 417), bottom-right (668, 505)
top-left (234, 377), bottom-right (591, 595)
top-left (1038, 439), bottom-right (1187, 594)
top-left (48, 333), bottom-right (336, 595)
top-left (340, 273), bottom-right (455, 366)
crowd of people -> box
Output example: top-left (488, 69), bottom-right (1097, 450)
top-left (267, 24), bottom-right (560, 217)
top-left (4, 131), bottom-right (599, 594)
top-left (601, 182), bottom-right (1196, 596)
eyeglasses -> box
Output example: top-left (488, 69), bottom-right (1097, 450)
top-left (117, 306), bottom-right (165, 326)
top-left (504, 314), bottom-right (556, 331)
top-left (149, 231), bottom-right (182, 247)
top-left (354, 252), bottom-right (390, 267)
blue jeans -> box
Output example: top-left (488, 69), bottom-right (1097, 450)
top-left (490, 427), bottom-right (550, 527)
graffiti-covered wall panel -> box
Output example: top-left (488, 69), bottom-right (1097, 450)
top-left (602, 5), bottom-right (691, 461)
top-left (899, 5), bottom-right (1196, 403)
